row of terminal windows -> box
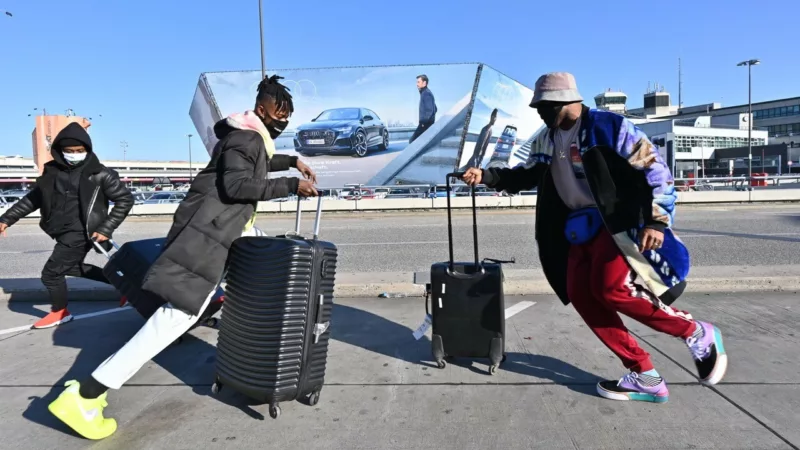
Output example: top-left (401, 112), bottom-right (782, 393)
top-left (673, 135), bottom-right (766, 153)
top-left (766, 122), bottom-right (800, 137)
top-left (754, 105), bottom-right (800, 119)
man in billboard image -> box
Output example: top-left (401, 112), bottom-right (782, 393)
top-left (0, 123), bottom-right (134, 329)
top-left (461, 108), bottom-right (497, 170)
top-left (46, 75), bottom-right (319, 440)
top-left (461, 72), bottom-right (727, 404)
top-left (409, 74), bottom-right (438, 143)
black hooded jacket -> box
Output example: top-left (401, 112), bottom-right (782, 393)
top-left (0, 123), bottom-right (134, 242)
top-left (140, 120), bottom-right (300, 316)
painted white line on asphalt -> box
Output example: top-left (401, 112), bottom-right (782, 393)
top-left (0, 324), bottom-right (34, 336)
top-left (0, 306), bottom-right (132, 336)
top-left (73, 306), bottom-right (132, 321)
top-left (505, 301), bottom-right (536, 319)
top-left (1, 302), bottom-right (537, 337)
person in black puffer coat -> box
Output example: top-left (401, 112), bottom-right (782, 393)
top-left (0, 122), bottom-right (134, 329)
top-left (45, 75), bottom-right (319, 441)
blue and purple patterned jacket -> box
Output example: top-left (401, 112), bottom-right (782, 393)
top-left (483, 106), bottom-right (690, 305)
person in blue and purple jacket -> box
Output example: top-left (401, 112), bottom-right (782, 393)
top-left (461, 72), bottom-right (728, 404)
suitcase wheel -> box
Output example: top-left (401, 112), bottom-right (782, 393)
top-left (436, 359), bottom-right (447, 369)
top-left (211, 380), bottom-right (222, 395)
top-left (308, 390), bottom-right (321, 407)
top-left (269, 403), bottom-right (281, 419)
top-left (205, 317), bottom-right (219, 328)
top-left (488, 364), bottom-right (498, 375)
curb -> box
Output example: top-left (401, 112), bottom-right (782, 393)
top-left (2, 276), bottom-right (798, 302)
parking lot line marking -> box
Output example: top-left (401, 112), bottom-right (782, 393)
top-left (0, 306), bottom-right (132, 336)
top-left (505, 301), bottom-right (536, 319)
top-left (0, 324), bottom-right (34, 336)
top-left (2, 302), bottom-right (537, 337)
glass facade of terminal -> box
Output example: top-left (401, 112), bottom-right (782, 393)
top-left (753, 105), bottom-right (800, 120)
top-left (673, 135), bottom-right (766, 153)
top-left (766, 122), bottom-right (800, 137)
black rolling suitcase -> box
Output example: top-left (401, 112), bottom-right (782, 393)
top-left (428, 173), bottom-right (508, 375)
top-left (93, 238), bottom-right (223, 330)
top-left (212, 196), bottom-right (336, 420)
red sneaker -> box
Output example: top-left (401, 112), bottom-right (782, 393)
top-left (33, 309), bottom-right (74, 329)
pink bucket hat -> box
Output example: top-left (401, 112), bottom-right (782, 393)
top-left (529, 72), bottom-right (583, 107)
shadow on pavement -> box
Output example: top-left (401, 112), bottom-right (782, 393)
top-left (12, 301), bottom-right (599, 435)
top-left (446, 354), bottom-right (600, 396)
top-left (0, 277), bottom-right (117, 309)
top-left (10, 301), bottom-right (222, 439)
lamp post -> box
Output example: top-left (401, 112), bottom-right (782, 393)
top-left (120, 141), bottom-right (128, 161)
top-left (187, 134), bottom-right (194, 183)
top-left (258, 0), bottom-right (266, 79)
top-left (737, 58), bottom-right (760, 186)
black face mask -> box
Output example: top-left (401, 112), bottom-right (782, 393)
top-left (265, 119), bottom-right (289, 139)
top-left (537, 104), bottom-right (564, 129)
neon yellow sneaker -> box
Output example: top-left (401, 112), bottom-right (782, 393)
top-left (47, 380), bottom-right (117, 440)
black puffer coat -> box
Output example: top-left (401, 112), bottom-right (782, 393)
top-left (141, 120), bottom-right (300, 316)
top-left (0, 123), bottom-right (134, 244)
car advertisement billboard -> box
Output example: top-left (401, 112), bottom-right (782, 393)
top-left (190, 63), bottom-right (481, 187)
top-left (188, 80), bottom-right (222, 153)
top-left (457, 65), bottom-right (545, 172)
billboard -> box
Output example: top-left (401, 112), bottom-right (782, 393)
top-left (188, 80), bottom-right (222, 153)
top-left (31, 115), bottom-right (92, 174)
top-left (456, 65), bottom-right (545, 172)
top-left (190, 63), bottom-right (481, 187)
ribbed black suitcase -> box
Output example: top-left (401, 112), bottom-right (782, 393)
top-left (429, 173), bottom-right (507, 375)
top-left (94, 238), bottom-right (223, 330)
top-left (212, 196), bottom-right (336, 420)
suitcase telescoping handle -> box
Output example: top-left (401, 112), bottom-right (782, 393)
top-left (445, 172), bottom-right (480, 273)
top-left (90, 236), bottom-right (121, 261)
top-left (293, 195), bottom-right (324, 239)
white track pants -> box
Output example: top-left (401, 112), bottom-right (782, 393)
top-left (92, 226), bottom-right (264, 390)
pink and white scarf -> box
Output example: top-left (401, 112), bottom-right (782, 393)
top-left (224, 110), bottom-right (276, 158)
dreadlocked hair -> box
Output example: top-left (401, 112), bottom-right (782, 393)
top-left (256, 74), bottom-right (294, 114)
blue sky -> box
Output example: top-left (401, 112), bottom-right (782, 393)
top-left (0, 0), bottom-right (794, 163)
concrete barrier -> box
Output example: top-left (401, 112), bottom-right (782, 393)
top-left (283, 198), bottom-right (355, 212)
top-left (4, 189), bottom-right (800, 218)
top-left (432, 196), bottom-right (512, 209)
top-left (356, 197), bottom-right (433, 210)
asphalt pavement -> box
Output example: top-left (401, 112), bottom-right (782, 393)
top-left (1, 204), bottom-right (799, 279)
top-left (0, 292), bottom-right (797, 449)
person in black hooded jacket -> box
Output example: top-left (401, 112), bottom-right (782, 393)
top-left (0, 123), bottom-right (134, 329)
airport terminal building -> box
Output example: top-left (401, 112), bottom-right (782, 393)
top-left (595, 89), bottom-right (800, 177)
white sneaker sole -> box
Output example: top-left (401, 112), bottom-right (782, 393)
top-left (701, 353), bottom-right (728, 386)
top-left (33, 315), bottom-right (74, 329)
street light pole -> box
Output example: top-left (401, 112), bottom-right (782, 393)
top-left (258, 0), bottom-right (266, 79)
top-left (187, 134), bottom-right (194, 183)
top-left (737, 58), bottom-right (760, 186)
top-left (120, 141), bottom-right (128, 161)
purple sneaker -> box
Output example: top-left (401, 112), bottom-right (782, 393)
top-left (596, 372), bottom-right (669, 403)
top-left (685, 321), bottom-right (728, 386)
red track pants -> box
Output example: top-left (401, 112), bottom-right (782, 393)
top-left (566, 228), bottom-right (696, 373)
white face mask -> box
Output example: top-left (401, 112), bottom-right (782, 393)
top-left (63, 152), bottom-right (87, 165)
